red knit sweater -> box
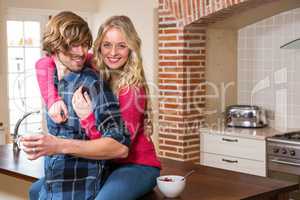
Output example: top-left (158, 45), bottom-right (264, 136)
top-left (35, 56), bottom-right (161, 168)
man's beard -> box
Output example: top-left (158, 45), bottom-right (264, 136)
top-left (57, 53), bottom-right (86, 73)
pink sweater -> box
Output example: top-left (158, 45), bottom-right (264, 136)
top-left (35, 56), bottom-right (161, 168)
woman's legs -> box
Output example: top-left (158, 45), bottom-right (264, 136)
top-left (29, 178), bottom-right (44, 200)
top-left (95, 164), bottom-right (160, 200)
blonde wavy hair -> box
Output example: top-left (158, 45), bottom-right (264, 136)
top-left (42, 11), bottom-right (93, 55)
top-left (93, 15), bottom-right (153, 136)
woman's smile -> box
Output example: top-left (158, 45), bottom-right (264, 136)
top-left (107, 56), bottom-right (122, 63)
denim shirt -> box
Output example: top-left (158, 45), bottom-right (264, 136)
top-left (43, 67), bottom-right (130, 200)
top-left (47, 67), bottom-right (130, 142)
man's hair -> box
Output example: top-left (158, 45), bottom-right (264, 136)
top-left (42, 11), bottom-right (93, 55)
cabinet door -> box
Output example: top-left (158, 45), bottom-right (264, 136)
top-left (200, 133), bottom-right (266, 161)
top-left (200, 152), bottom-right (266, 177)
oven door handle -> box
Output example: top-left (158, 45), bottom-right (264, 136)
top-left (271, 159), bottom-right (300, 167)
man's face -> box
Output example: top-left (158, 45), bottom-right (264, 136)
top-left (57, 44), bottom-right (89, 72)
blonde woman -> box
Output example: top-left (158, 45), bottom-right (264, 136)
top-left (31, 15), bottom-right (161, 200)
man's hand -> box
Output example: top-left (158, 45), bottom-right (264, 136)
top-left (20, 134), bottom-right (61, 160)
top-left (72, 86), bottom-right (93, 119)
top-left (48, 100), bottom-right (68, 123)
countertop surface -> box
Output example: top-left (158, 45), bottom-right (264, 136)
top-left (200, 126), bottom-right (288, 140)
top-left (0, 144), bottom-right (298, 200)
top-left (0, 144), bottom-right (43, 181)
top-left (145, 159), bottom-right (298, 200)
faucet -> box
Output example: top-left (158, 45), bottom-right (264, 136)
top-left (13, 110), bottom-right (40, 151)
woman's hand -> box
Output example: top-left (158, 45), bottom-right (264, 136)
top-left (72, 86), bottom-right (93, 119)
top-left (20, 134), bottom-right (61, 160)
top-left (144, 119), bottom-right (153, 141)
top-left (48, 100), bottom-right (68, 123)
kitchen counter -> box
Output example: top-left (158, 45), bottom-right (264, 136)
top-left (144, 159), bottom-right (299, 200)
top-left (0, 144), bottom-right (298, 200)
top-left (200, 126), bottom-right (284, 140)
top-left (0, 144), bottom-right (43, 182)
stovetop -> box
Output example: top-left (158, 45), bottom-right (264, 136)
top-left (267, 131), bottom-right (300, 159)
top-left (267, 131), bottom-right (300, 174)
top-left (268, 131), bottom-right (300, 143)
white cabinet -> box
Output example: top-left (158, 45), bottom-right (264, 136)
top-left (200, 132), bottom-right (266, 177)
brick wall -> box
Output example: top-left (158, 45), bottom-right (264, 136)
top-left (158, 0), bottom-right (278, 161)
top-left (158, 22), bottom-right (206, 161)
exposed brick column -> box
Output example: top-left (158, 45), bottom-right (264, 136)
top-left (158, 0), bottom-right (206, 161)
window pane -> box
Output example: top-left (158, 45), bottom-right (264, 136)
top-left (9, 106), bottom-right (26, 126)
top-left (24, 21), bottom-right (40, 47)
top-left (12, 123), bottom-right (26, 135)
top-left (24, 72), bottom-right (40, 98)
top-left (7, 18), bottom-right (43, 135)
top-left (25, 97), bottom-right (42, 111)
top-left (10, 115), bottom-right (42, 136)
top-left (7, 21), bottom-right (24, 46)
top-left (26, 123), bottom-right (43, 134)
top-left (9, 97), bottom-right (26, 112)
top-left (12, 123), bottom-right (26, 136)
top-left (25, 47), bottom-right (41, 71)
top-left (8, 74), bottom-right (25, 98)
top-left (25, 111), bottom-right (42, 123)
top-left (8, 47), bottom-right (24, 73)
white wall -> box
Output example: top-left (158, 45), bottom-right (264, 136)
top-left (92, 0), bottom-right (160, 147)
top-left (7, 0), bottom-right (99, 12)
top-left (0, 0), bottom-right (9, 139)
top-left (205, 28), bottom-right (237, 125)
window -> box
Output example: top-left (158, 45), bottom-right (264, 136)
top-left (6, 18), bottom-right (44, 135)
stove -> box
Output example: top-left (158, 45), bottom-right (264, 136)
top-left (269, 131), bottom-right (300, 143)
top-left (267, 131), bottom-right (300, 176)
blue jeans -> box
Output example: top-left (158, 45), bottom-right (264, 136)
top-left (29, 178), bottom-right (44, 200)
top-left (29, 164), bottom-right (160, 200)
top-left (95, 164), bottom-right (160, 200)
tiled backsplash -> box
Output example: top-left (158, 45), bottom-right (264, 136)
top-left (238, 7), bottom-right (300, 131)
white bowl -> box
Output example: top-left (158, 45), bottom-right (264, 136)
top-left (156, 175), bottom-right (186, 198)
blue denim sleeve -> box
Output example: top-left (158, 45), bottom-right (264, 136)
top-left (88, 79), bottom-right (130, 147)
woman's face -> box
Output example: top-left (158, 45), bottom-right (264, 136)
top-left (100, 27), bottom-right (130, 70)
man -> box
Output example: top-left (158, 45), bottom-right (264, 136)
top-left (22, 11), bottom-right (130, 200)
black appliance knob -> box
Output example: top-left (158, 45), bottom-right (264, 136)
top-left (273, 148), bottom-right (279, 153)
top-left (282, 149), bottom-right (287, 154)
top-left (290, 150), bottom-right (296, 156)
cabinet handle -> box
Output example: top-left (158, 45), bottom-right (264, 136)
top-left (222, 138), bottom-right (238, 142)
top-left (222, 158), bottom-right (238, 163)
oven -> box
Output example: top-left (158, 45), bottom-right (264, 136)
top-left (267, 132), bottom-right (300, 199)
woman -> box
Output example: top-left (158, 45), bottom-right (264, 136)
top-left (31, 15), bottom-right (161, 200)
